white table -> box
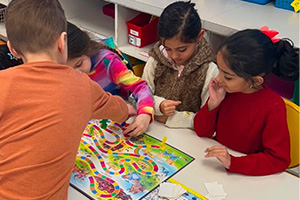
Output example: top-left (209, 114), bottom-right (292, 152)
top-left (68, 121), bottom-right (300, 200)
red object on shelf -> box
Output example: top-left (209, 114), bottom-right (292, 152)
top-left (102, 3), bottom-right (115, 19)
top-left (126, 13), bottom-right (159, 48)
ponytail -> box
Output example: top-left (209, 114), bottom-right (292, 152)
top-left (273, 39), bottom-right (299, 81)
top-left (218, 29), bottom-right (299, 83)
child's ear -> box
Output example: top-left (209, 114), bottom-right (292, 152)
top-left (57, 31), bottom-right (67, 54)
top-left (252, 75), bottom-right (264, 88)
top-left (7, 41), bottom-right (21, 59)
top-left (197, 29), bottom-right (205, 42)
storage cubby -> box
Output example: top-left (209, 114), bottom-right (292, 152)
top-left (60, 0), bottom-right (114, 40)
top-left (0, 0), bottom-right (298, 62)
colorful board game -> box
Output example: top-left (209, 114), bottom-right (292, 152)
top-left (70, 119), bottom-right (194, 200)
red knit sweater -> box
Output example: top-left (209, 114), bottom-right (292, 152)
top-left (194, 87), bottom-right (290, 176)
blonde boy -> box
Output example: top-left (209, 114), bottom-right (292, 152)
top-left (0, 0), bottom-right (134, 199)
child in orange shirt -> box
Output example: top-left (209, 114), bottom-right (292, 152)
top-left (0, 0), bottom-right (135, 199)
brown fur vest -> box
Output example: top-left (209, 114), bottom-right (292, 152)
top-left (149, 38), bottom-right (215, 112)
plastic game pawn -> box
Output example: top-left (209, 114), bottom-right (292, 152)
top-left (160, 136), bottom-right (167, 150)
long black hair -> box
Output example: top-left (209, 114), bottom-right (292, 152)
top-left (158, 1), bottom-right (201, 44)
top-left (218, 29), bottom-right (299, 82)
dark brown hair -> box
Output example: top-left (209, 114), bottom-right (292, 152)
top-left (5, 0), bottom-right (67, 56)
top-left (218, 29), bottom-right (299, 82)
top-left (67, 22), bottom-right (104, 59)
top-left (158, 1), bottom-right (201, 44)
top-left (67, 21), bottom-right (123, 61)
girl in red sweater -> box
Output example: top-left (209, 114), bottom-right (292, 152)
top-left (194, 27), bottom-right (299, 176)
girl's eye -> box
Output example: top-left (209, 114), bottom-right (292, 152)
top-left (165, 48), bottom-right (171, 52)
top-left (224, 77), bottom-right (232, 80)
top-left (75, 61), bottom-right (83, 69)
top-left (178, 48), bottom-right (186, 53)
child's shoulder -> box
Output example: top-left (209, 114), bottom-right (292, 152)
top-left (257, 87), bottom-right (286, 109)
top-left (262, 86), bottom-right (284, 99)
top-left (226, 87), bottom-right (285, 107)
top-left (94, 49), bottom-right (120, 61)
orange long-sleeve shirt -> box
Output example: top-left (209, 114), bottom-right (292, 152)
top-left (0, 61), bottom-right (128, 199)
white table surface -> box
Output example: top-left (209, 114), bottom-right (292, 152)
top-left (68, 120), bottom-right (300, 200)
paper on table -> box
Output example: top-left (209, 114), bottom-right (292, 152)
top-left (158, 182), bottom-right (187, 199)
top-left (158, 183), bottom-right (174, 198)
top-left (204, 182), bottom-right (227, 197)
top-left (205, 193), bottom-right (225, 200)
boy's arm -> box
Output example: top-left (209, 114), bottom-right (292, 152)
top-left (90, 80), bottom-right (129, 123)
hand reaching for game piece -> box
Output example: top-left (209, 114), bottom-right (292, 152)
top-left (160, 100), bottom-right (181, 116)
top-left (123, 114), bottom-right (151, 136)
top-left (204, 146), bottom-right (231, 169)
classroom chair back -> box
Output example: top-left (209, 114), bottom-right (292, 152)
top-left (283, 99), bottom-right (299, 168)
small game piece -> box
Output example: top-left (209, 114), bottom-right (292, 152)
top-left (107, 149), bottom-right (113, 155)
top-left (161, 136), bottom-right (167, 150)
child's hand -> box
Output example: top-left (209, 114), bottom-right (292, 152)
top-left (204, 146), bottom-right (231, 169)
top-left (207, 78), bottom-right (226, 111)
top-left (123, 114), bottom-right (151, 136)
top-left (127, 104), bottom-right (137, 119)
top-left (160, 100), bottom-right (181, 116)
top-left (154, 115), bottom-right (168, 124)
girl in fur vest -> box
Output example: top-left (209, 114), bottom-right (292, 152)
top-left (142, 1), bottom-right (218, 129)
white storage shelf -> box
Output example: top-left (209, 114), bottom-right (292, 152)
top-left (60, 0), bottom-right (114, 40)
top-left (0, 0), bottom-right (8, 40)
top-left (0, 0), bottom-right (298, 63)
top-left (61, 0), bottom-right (299, 62)
top-left (0, 23), bottom-right (5, 40)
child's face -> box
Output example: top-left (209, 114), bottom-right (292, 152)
top-left (215, 52), bottom-right (254, 94)
top-left (66, 55), bottom-right (91, 74)
top-left (162, 36), bottom-right (198, 66)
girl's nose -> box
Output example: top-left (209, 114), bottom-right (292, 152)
top-left (170, 52), bottom-right (179, 60)
top-left (215, 75), bottom-right (223, 86)
top-left (215, 74), bottom-right (221, 83)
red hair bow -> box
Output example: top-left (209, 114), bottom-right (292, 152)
top-left (259, 26), bottom-right (281, 43)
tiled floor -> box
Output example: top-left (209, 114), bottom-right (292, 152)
top-left (286, 165), bottom-right (299, 177)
